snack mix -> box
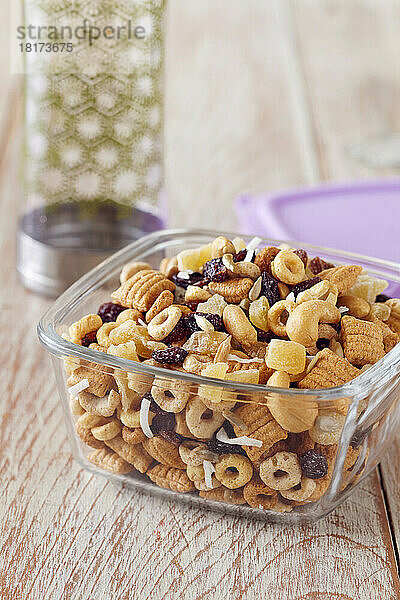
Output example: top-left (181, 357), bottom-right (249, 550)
top-left (65, 236), bottom-right (399, 514)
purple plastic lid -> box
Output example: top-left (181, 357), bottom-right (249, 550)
top-left (235, 179), bottom-right (400, 263)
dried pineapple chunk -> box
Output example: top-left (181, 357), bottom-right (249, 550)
top-left (199, 362), bottom-right (229, 404)
top-left (177, 243), bottom-right (213, 272)
top-left (197, 294), bottom-right (227, 316)
top-left (266, 339), bottom-right (306, 375)
top-left (183, 331), bottom-right (228, 355)
top-left (249, 296), bottom-right (269, 331)
top-left (348, 273), bottom-right (388, 303)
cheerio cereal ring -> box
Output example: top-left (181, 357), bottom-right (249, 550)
top-left (280, 477), bottom-right (316, 501)
top-left (151, 377), bottom-right (191, 413)
top-left (215, 454), bottom-right (253, 489)
top-left (271, 250), bottom-right (305, 285)
top-left (147, 306), bottom-right (182, 341)
top-left (185, 396), bottom-right (225, 439)
top-left (259, 451), bottom-right (302, 491)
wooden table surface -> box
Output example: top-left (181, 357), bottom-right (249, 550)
top-left (1, 1), bottom-right (400, 599)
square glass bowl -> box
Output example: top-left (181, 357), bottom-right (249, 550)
top-left (37, 229), bottom-right (400, 523)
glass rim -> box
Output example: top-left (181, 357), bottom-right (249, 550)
top-left (37, 227), bottom-right (400, 401)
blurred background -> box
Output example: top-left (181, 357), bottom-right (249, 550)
top-left (1, 0), bottom-right (399, 297)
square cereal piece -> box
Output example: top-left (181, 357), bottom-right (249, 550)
top-left (298, 348), bottom-right (359, 389)
top-left (341, 315), bottom-right (385, 366)
top-left (366, 314), bottom-right (399, 353)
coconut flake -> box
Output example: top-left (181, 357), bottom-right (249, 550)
top-left (245, 236), bottom-right (262, 254)
top-left (203, 460), bottom-right (215, 489)
top-left (195, 314), bottom-right (215, 332)
top-left (339, 306), bottom-right (349, 314)
top-left (68, 378), bottom-right (89, 397)
top-left (140, 396), bottom-right (154, 438)
top-left (138, 318), bottom-right (148, 327)
top-left (227, 354), bottom-right (263, 364)
top-left (286, 291), bottom-right (295, 302)
top-left (177, 270), bottom-right (193, 279)
top-left (249, 276), bottom-right (262, 301)
top-left (222, 410), bottom-right (248, 431)
top-left (216, 428), bottom-right (263, 448)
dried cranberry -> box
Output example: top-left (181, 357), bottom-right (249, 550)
top-left (300, 449), bottom-right (328, 479)
top-left (151, 347), bottom-right (188, 364)
top-left (309, 256), bottom-right (335, 275)
top-left (293, 249), bottom-right (308, 267)
top-left (172, 271), bottom-right (203, 289)
top-left (163, 318), bottom-right (190, 344)
top-left (376, 294), bottom-right (391, 303)
top-left (202, 258), bottom-right (228, 282)
top-left (81, 331), bottom-right (97, 347)
top-left (257, 330), bottom-right (279, 343)
top-left (260, 272), bottom-right (280, 306)
top-left (184, 312), bottom-right (224, 335)
top-left (207, 421), bottom-right (246, 456)
top-left (158, 430), bottom-right (182, 446)
top-left (350, 425), bottom-right (372, 449)
top-left (291, 277), bottom-right (321, 298)
top-left (151, 412), bottom-right (176, 434)
top-left (97, 302), bottom-right (125, 323)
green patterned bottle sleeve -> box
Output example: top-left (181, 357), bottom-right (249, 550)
top-left (23, 0), bottom-right (165, 216)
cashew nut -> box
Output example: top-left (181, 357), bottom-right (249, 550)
top-left (222, 254), bottom-right (261, 280)
top-left (222, 305), bottom-right (257, 346)
top-left (211, 236), bottom-right (236, 258)
top-left (337, 294), bottom-right (370, 318)
top-left (286, 300), bottom-right (341, 346)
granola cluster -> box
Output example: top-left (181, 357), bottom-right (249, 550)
top-left (65, 235), bottom-right (399, 513)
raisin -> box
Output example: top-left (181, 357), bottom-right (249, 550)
top-left (260, 272), bottom-right (280, 306)
top-left (376, 294), bottom-right (391, 303)
top-left (207, 421), bottom-right (246, 456)
top-left (202, 258), bottom-right (228, 282)
top-left (233, 249), bottom-right (248, 262)
top-left (331, 322), bottom-right (341, 334)
top-left (257, 330), bottom-right (279, 343)
top-left (286, 432), bottom-right (302, 451)
top-left (316, 338), bottom-right (331, 351)
top-left (184, 302), bottom-right (199, 312)
top-left (350, 425), bottom-right (372, 449)
top-left (291, 277), bottom-right (321, 298)
top-left (172, 271), bottom-right (203, 289)
top-left (293, 249), bottom-right (308, 267)
top-left (309, 256), bottom-right (335, 275)
top-left (184, 312), bottom-right (224, 335)
top-left (163, 317), bottom-right (190, 345)
top-left (299, 449), bottom-right (328, 479)
top-left (158, 430), bottom-right (183, 446)
top-left (97, 302), bottom-right (126, 323)
top-left (81, 331), bottom-right (97, 347)
top-left (151, 412), bottom-right (176, 434)
top-left (151, 347), bottom-right (188, 364)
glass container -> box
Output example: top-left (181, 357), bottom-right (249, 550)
top-left (38, 230), bottom-right (400, 523)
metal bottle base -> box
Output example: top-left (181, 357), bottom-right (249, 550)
top-left (17, 203), bottom-right (163, 297)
